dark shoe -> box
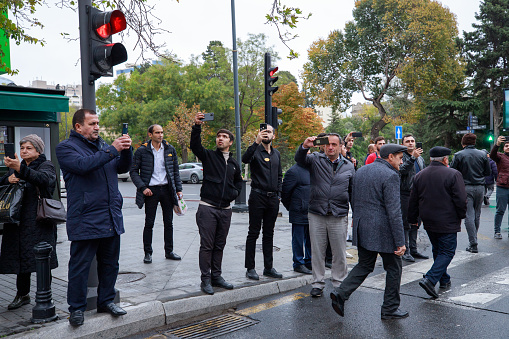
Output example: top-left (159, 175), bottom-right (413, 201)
top-left (246, 269), bottom-right (259, 280)
top-left (381, 308), bottom-right (409, 320)
top-left (411, 252), bottom-right (429, 260)
top-left (294, 265), bottom-right (312, 275)
top-left (305, 263), bottom-right (312, 271)
top-left (484, 196), bottom-right (490, 205)
top-left (325, 261), bottom-right (332, 269)
top-left (402, 253), bottom-right (415, 262)
top-left (143, 253), bottom-right (152, 264)
top-left (200, 280), bottom-right (214, 295)
top-left (466, 245), bottom-right (478, 253)
top-left (97, 302), bottom-right (127, 316)
top-left (495, 233), bottom-right (503, 240)
top-left (330, 291), bottom-right (345, 317)
top-left (69, 310), bottom-right (85, 326)
top-left (211, 277), bottom-right (234, 290)
top-left (419, 277), bottom-right (438, 298)
top-left (166, 252), bottom-right (181, 260)
top-left (439, 281), bottom-right (451, 289)
top-left (310, 288), bottom-right (323, 297)
top-left (7, 294), bottom-right (30, 310)
top-left (263, 268), bottom-right (283, 278)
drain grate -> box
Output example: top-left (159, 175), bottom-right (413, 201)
top-left (165, 313), bottom-right (259, 339)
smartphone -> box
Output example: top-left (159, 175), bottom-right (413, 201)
top-left (352, 132), bottom-right (362, 138)
top-left (122, 123), bottom-right (128, 135)
top-left (4, 143), bottom-right (15, 159)
top-left (260, 123), bottom-right (268, 131)
top-left (201, 113), bottom-right (214, 121)
top-left (313, 136), bottom-right (330, 146)
top-left (416, 142), bottom-right (423, 149)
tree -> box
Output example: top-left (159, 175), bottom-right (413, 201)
top-left (303, 0), bottom-right (463, 140)
top-left (276, 70), bottom-right (297, 86)
top-left (461, 0), bottom-right (509, 138)
top-left (165, 103), bottom-right (199, 163)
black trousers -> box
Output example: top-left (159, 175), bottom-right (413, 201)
top-left (67, 235), bottom-right (120, 312)
top-left (336, 245), bottom-right (402, 313)
top-left (245, 191), bottom-right (280, 270)
top-left (144, 184), bottom-right (174, 255)
top-left (401, 192), bottom-right (419, 253)
top-left (196, 205), bottom-right (232, 282)
top-left (16, 272), bottom-right (31, 296)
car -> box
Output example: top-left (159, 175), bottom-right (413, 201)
top-left (179, 162), bottom-right (203, 184)
top-left (118, 172), bottom-right (130, 182)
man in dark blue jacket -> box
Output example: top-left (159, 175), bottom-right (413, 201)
top-left (130, 124), bottom-right (183, 264)
top-left (282, 162), bottom-right (312, 274)
top-left (190, 112), bottom-right (243, 295)
top-left (56, 109), bottom-right (132, 326)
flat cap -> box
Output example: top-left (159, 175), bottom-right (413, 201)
top-left (429, 146), bottom-right (451, 158)
top-left (380, 144), bottom-right (408, 158)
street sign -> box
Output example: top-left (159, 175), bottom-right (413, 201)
top-left (456, 130), bottom-right (469, 134)
top-left (471, 125), bottom-right (487, 129)
top-left (395, 126), bottom-right (403, 140)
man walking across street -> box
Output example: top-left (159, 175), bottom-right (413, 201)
top-left (490, 136), bottom-right (509, 239)
top-left (243, 124), bottom-right (283, 280)
top-left (190, 112), bottom-right (243, 295)
top-left (451, 133), bottom-right (491, 253)
top-left (365, 136), bottom-right (385, 165)
top-left (56, 109), bottom-right (132, 326)
top-left (295, 133), bottom-right (355, 297)
top-left (409, 147), bottom-right (467, 299)
top-left (400, 134), bottom-right (428, 262)
top-left (130, 124), bottom-right (183, 264)
top-left (330, 144), bottom-right (408, 320)
top-left (282, 160), bottom-right (312, 275)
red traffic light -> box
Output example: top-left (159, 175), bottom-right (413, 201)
top-left (269, 67), bottom-right (278, 77)
top-left (93, 10), bottom-right (127, 40)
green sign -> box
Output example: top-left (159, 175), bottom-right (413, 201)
top-left (504, 89), bottom-right (509, 129)
top-left (0, 11), bottom-right (11, 75)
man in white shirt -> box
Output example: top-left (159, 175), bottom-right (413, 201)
top-left (130, 124), bottom-right (183, 264)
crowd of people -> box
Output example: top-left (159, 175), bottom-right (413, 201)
top-left (2, 107), bottom-right (506, 325)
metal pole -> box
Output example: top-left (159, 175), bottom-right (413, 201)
top-left (231, 0), bottom-right (248, 212)
top-left (31, 242), bottom-right (58, 324)
top-left (78, 0), bottom-right (96, 110)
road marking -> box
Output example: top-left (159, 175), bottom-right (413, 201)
top-left (236, 292), bottom-right (309, 316)
top-left (362, 251), bottom-right (492, 290)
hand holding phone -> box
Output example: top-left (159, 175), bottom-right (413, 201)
top-left (200, 113), bottom-right (214, 121)
top-left (122, 123), bottom-right (128, 135)
top-left (260, 123), bottom-right (268, 131)
top-left (416, 142), bottom-right (423, 149)
top-left (313, 136), bottom-right (330, 146)
top-left (4, 143), bottom-right (15, 159)
top-left (351, 132), bottom-right (362, 138)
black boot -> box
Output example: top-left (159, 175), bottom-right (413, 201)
top-left (8, 294), bottom-right (30, 310)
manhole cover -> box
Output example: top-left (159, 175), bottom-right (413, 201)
top-left (165, 313), bottom-right (259, 339)
top-left (235, 244), bottom-right (280, 252)
top-left (116, 272), bottom-right (145, 284)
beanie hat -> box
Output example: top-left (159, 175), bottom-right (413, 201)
top-left (20, 134), bottom-right (45, 154)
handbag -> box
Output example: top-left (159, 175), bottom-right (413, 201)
top-left (0, 182), bottom-right (25, 224)
top-left (36, 187), bottom-right (67, 224)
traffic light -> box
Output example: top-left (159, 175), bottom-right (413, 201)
top-left (271, 107), bottom-right (282, 130)
top-left (264, 53), bottom-right (279, 124)
top-left (88, 7), bottom-right (128, 80)
top-left (487, 130), bottom-right (494, 143)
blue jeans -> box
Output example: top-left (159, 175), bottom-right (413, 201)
top-left (465, 185), bottom-right (484, 246)
top-left (494, 186), bottom-right (509, 234)
top-left (292, 223), bottom-right (311, 268)
top-left (424, 231), bottom-right (457, 286)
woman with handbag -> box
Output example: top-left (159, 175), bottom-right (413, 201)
top-left (0, 134), bottom-right (58, 310)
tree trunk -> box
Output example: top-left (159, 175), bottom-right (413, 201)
top-left (370, 99), bottom-right (388, 141)
top-left (180, 143), bottom-right (188, 163)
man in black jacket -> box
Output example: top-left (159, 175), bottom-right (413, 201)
top-left (130, 125), bottom-right (183, 264)
top-left (409, 147), bottom-right (467, 298)
top-left (451, 133), bottom-right (491, 253)
top-left (243, 124), bottom-right (283, 280)
top-left (190, 112), bottom-right (243, 295)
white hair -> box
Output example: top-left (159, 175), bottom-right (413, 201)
top-left (430, 156), bottom-right (447, 162)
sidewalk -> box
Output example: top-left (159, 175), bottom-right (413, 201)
top-left (0, 196), bottom-right (359, 338)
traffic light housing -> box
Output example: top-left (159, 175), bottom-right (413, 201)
top-left (264, 53), bottom-right (279, 124)
top-left (487, 130), bottom-right (494, 143)
top-left (271, 107), bottom-right (282, 130)
top-left (88, 7), bottom-right (128, 80)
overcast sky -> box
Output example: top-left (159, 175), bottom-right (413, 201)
top-left (2, 0), bottom-right (481, 92)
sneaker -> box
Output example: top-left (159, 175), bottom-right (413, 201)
top-left (346, 251), bottom-right (354, 258)
top-left (484, 196), bottom-right (489, 205)
top-left (495, 233), bottom-right (503, 239)
top-left (310, 288), bottom-right (323, 297)
top-left (402, 253), bottom-right (415, 262)
top-left (466, 245), bottom-right (478, 253)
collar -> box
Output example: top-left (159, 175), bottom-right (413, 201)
top-left (464, 145), bottom-right (476, 149)
top-left (429, 161), bottom-right (446, 167)
top-left (70, 130), bottom-right (103, 149)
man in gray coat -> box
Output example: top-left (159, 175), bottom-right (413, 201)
top-left (295, 133), bottom-right (355, 298)
top-left (330, 144), bottom-right (408, 320)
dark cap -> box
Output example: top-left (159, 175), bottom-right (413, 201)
top-left (380, 144), bottom-right (408, 158)
top-left (429, 146), bottom-right (451, 158)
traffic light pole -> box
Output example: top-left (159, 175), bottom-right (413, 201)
top-left (78, 0), bottom-right (96, 110)
top-left (264, 53), bottom-right (272, 124)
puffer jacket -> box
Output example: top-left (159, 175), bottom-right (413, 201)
top-left (295, 145), bottom-right (354, 217)
top-left (130, 140), bottom-right (182, 209)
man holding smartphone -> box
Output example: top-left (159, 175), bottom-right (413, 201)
top-left (130, 124), bottom-right (183, 264)
top-left (243, 124), bottom-right (283, 280)
top-left (400, 134), bottom-right (428, 262)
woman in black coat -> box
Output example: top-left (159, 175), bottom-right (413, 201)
top-left (0, 134), bottom-right (58, 310)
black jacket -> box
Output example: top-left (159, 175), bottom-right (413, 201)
top-left (281, 163), bottom-right (310, 224)
top-left (408, 162), bottom-right (467, 233)
top-left (242, 142), bottom-right (282, 193)
top-left (190, 125), bottom-right (243, 207)
top-left (451, 145), bottom-right (491, 185)
top-left (400, 151), bottom-right (426, 193)
top-left (130, 140), bottom-right (182, 209)
top-left (0, 155), bottom-right (58, 274)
